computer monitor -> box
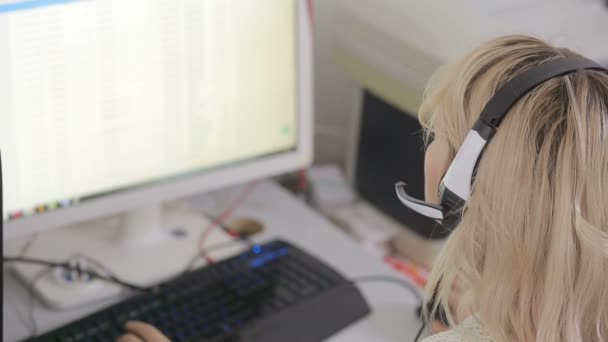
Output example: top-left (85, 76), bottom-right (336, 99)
top-left (1, 0), bottom-right (312, 309)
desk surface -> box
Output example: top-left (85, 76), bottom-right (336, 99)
top-left (4, 181), bottom-right (423, 342)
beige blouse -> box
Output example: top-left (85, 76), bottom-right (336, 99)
top-left (421, 317), bottom-right (494, 342)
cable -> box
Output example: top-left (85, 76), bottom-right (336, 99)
top-left (351, 275), bottom-right (426, 342)
top-left (198, 181), bottom-right (257, 263)
top-left (12, 233), bottom-right (42, 335)
top-left (27, 267), bottom-right (52, 338)
top-left (307, 0), bottom-right (315, 41)
top-left (5, 238), bottom-right (251, 294)
top-left (5, 279), bottom-right (34, 335)
top-left (297, 170), bottom-right (308, 192)
top-left (185, 212), bottom-right (253, 273)
top-left (18, 233), bottom-right (39, 258)
top-left (352, 275), bottom-right (423, 301)
top-left (182, 238), bottom-right (250, 274)
top-left (414, 320), bottom-right (427, 342)
top-left (3, 256), bottom-right (152, 293)
top-left (202, 211), bottom-right (254, 247)
top-left (7, 239), bottom-right (251, 338)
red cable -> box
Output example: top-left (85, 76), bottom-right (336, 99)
top-left (307, 0), bottom-right (314, 24)
top-left (297, 169), bottom-right (308, 192)
top-left (198, 182), bottom-right (257, 263)
top-left (307, 0), bottom-right (315, 43)
top-left (200, 2), bottom-right (313, 263)
top-left (297, 2), bottom-right (313, 194)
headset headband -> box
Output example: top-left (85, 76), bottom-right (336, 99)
top-left (396, 56), bottom-right (607, 229)
top-left (477, 56), bottom-right (606, 138)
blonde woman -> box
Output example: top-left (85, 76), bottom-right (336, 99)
top-left (118, 35), bottom-right (608, 342)
top-left (413, 35), bottom-right (608, 341)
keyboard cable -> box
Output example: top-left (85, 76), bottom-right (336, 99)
top-left (5, 250), bottom-right (429, 341)
top-left (3, 238), bottom-right (250, 338)
top-left (351, 275), bottom-right (427, 342)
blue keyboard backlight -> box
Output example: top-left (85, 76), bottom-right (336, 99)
top-left (249, 247), bottom-right (289, 268)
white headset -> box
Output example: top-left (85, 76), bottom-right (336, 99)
top-left (396, 56), bottom-right (607, 230)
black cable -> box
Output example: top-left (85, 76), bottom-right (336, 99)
top-left (414, 320), bottom-right (427, 342)
top-left (351, 275), bottom-right (426, 342)
top-left (27, 267), bottom-right (52, 338)
top-left (5, 239), bottom-right (250, 295)
top-left (3, 256), bottom-right (152, 293)
top-left (17, 233), bottom-right (42, 336)
top-left (7, 240), bottom-right (248, 339)
top-left (18, 233), bottom-right (39, 258)
top-left (351, 275), bottom-right (423, 301)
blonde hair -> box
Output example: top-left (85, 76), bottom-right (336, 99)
top-left (420, 35), bottom-right (608, 341)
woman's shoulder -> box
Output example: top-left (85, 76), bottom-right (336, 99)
top-left (421, 328), bottom-right (469, 342)
top-left (420, 317), bottom-right (493, 342)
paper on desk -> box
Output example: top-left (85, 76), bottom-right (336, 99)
top-left (330, 205), bottom-right (393, 259)
top-left (330, 205), bottom-right (430, 288)
top-left (308, 165), bottom-right (356, 214)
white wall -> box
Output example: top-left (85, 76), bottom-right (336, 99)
top-left (311, 0), bottom-right (608, 167)
top-left (312, 1), bottom-right (357, 167)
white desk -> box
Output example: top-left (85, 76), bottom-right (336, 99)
top-left (3, 181), bottom-right (424, 342)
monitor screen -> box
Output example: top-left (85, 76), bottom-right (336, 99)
top-left (0, 0), bottom-right (298, 221)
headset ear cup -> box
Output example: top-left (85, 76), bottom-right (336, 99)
top-left (470, 144), bottom-right (487, 185)
top-left (440, 188), bottom-right (466, 230)
top-left (440, 212), bottom-right (462, 231)
top-left (400, 57), bottom-right (606, 231)
top-left (442, 143), bottom-right (483, 230)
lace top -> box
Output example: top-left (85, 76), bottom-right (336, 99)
top-left (421, 317), bottom-right (494, 342)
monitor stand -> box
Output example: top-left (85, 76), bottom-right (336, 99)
top-left (6, 203), bottom-right (239, 310)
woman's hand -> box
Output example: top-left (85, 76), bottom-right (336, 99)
top-left (117, 321), bottom-right (171, 342)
